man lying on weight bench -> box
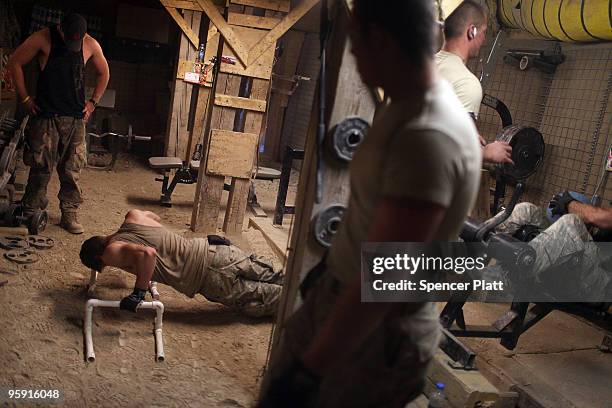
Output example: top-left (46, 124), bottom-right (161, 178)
top-left (496, 191), bottom-right (612, 299)
top-left (79, 209), bottom-right (283, 317)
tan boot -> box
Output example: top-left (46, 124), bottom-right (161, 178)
top-left (60, 212), bottom-right (84, 234)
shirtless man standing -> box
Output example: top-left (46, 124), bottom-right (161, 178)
top-left (8, 13), bottom-right (110, 234)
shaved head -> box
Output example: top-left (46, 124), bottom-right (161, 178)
top-left (443, 0), bottom-right (488, 39)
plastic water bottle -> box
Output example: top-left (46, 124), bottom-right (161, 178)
top-left (198, 44), bottom-right (205, 63)
top-left (428, 382), bottom-right (447, 408)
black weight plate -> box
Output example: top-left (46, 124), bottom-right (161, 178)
top-left (495, 125), bottom-right (545, 181)
top-left (0, 235), bottom-right (29, 250)
top-left (3, 204), bottom-right (21, 227)
top-left (5, 249), bottom-right (38, 264)
top-left (27, 235), bottom-right (55, 249)
top-left (28, 211), bottom-right (48, 235)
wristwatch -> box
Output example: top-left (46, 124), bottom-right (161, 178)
top-left (89, 98), bottom-right (98, 107)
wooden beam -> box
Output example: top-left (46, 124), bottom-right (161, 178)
top-left (248, 217), bottom-right (289, 261)
top-left (163, 0), bottom-right (201, 10)
top-left (228, 12), bottom-right (281, 29)
top-left (263, 1), bottom-right (376, 392)
top-left (247, 0), bottom-right (319, 65)
top-left (190, 28), bottom-right (228, 233)
top-left (195, 0), bottom-right (251, 65)
top-left (231, 0), bottom-right (290, 12)
top-left (263, 30), bottom-right (305, 161)
top-left (190, 75), bottom-right (230, 233)
top-left (222, 77), bottom-right (270, 235)
top-left (163, 5), bottom-right (200, 47)
top-left (162, 0), bottom-right (225, 11)
top-left (214, 94), bottom-right (267, 111)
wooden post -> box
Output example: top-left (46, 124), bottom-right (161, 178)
top-left (263, 30), bottom-right (306, 162)
top-left (165, 10), bottom-right (202, 159)
top-left (190, 1), bottom-right (317, 235)
top-left (266, 0), bottom-right (376, 374)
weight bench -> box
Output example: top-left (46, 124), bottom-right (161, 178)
top-left (149, 156), bottom-right (281, 207)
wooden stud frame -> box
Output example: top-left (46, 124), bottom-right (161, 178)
top-left (162, 0), bottom-right (319, 66)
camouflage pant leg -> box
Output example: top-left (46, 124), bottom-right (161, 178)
top-left (22, 117), bottom-right (56, 210)
top-left (218, 245), bottom-right (284, 284)
top-left (56, 117), bottom-right (86, 211)
top-left (266, 274), bottom-right (436, 408)
top-left (23, 116), bottom-right (85, 211)
top-left (529, 214), bottom-right (610, 299)
top-left (199, 245), bottom-right (282, 317)
top-left (496, 202), bottom-right (551, 235)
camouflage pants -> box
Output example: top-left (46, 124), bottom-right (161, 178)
top-left (23, 116), bottom-right (86, 212)
top-left (497, 202), bottom-right (610, 299)
top-left (199, 244), bottom-right (283, 317)
top-left (265, 273), bottom-right (439, 408)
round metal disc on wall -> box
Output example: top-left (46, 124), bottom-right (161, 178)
top-left (312, 204), bottom-right (347, 248)
top-left (5, 249), bottom-right (39, 264)
top-left (0, 235), bottom-right (29, 250)
top-left (329, 117), bottom-right (370, 162)
top-left (27, 235), bottom-right (55, 249)
top-left (495, 125), bottom-right (545, 181)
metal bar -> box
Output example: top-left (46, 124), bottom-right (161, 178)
top-left (273, 146), bottom-right (304, 225)
top-left (500, 302), bottom-right (529, 350)
top-left (449, 326), bottom-right (508, 338)
top-left (440, 328), bottom-right (477, 370)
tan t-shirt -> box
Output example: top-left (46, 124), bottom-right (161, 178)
top-left (112, 223), bottom-right (209, 298)
top-left (326, 79), bottom-right (482, 285)
top-left (435, 50), bottom-right (483, 117)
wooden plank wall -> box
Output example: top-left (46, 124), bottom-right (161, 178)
top-left (191, 1), bottom-right (287, 235)
top-left (164, 10), bottom-right (202, 160)
top-left (263, 30), bottom-right (306, 162)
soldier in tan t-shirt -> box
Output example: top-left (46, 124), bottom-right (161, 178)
top-left (260, 1), bottom-right (481, 406)
top-left (79, 209), bottom-right (282, 317)
top-left (435, 0), bottom-right (513, 165)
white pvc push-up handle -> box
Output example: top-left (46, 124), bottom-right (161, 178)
top-left (84, 299), bottom-right (165, 362)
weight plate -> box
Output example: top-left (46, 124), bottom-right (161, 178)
top-left (28, 211), bottom-right (48, 235)
top-left (5, 249), bottom-right (39, 264)
top-left (312, 204), bottom-right (347, 248)
top-left (0, 235), bottom-right (29, 250)
top-left (3, 204), bottom-right (21, 227)
top-left (27, 235), bottom-right (55, 249)
top-left (330, 117), bottom-right (370, 162)
top-left (494, 125), bottom-right (545, 181)
top-left (0, 143), bottom-right (16, 173)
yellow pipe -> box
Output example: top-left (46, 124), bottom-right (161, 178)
top-left (498, 0), bottom-right (612, 42)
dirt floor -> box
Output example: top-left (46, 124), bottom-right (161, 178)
top-left (0, 154), bottom-right (298, 407)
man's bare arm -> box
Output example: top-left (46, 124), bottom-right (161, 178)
top-left (101, 241), bottom-right (157, 291)
top-left (7, 31), bottom-right (45, 114)
top-left (301, 198), bottom-right (446, 376)
top-left (87, 38), bottom-right (110, 102)
top-left (142, 211), bottom-right (162, 222)
top-left (82, 38), bottom-right (110, 122)
top-left (568, 201), bottom-right (612, 230)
